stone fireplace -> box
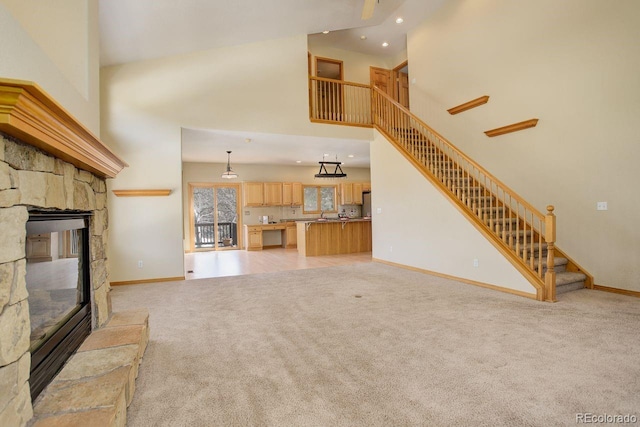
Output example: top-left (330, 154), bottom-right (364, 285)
top-left (0, 79), bottom-right (128, 425)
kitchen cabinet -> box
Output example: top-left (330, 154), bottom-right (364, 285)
top-left (26, 233), bottom-right (52, 262)
top-left (340, 182), bottom-right (370, 205)
top-left (352, 183), bottom-right (363, 205)
top-left (340, 183), bottom-right (354, 205)
top-left (264, 182), bottom-right (283, 206)
top-left (285, 223), bottom-right (297, 248)
top-left (244, 182), bottom-right (284, 206)
top-left (245, 223), bottom-right (297, 250)
top-left (246, 226), bottom-right (264, 250)
top-left (296, 219), bottom-right (372, 256)
top-left (244, 182), bottom-right (265, 206)
top-left (282, 182), bottom-right (302, 206)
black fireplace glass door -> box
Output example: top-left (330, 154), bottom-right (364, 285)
top-left (25, 213), bottom-right (92, 400)
top-left (26, 222), bottom-right (86, 351)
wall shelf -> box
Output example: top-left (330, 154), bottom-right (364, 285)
top-left (485, 119), bottom-right (539, 137)
top-left (112, 189), bottom-right (172, 197)
top-left (447, 95), bottom-right (490, 115)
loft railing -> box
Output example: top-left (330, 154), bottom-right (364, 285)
top-left (308, 77), bottom-right (372, 127)
top-left (371, 86), bottom-right (557, 301)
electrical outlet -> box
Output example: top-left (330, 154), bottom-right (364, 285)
top-left (390, 246), bottom-right (393, 252)
top-left (596, 202), bottom-right (608, 211)
top-left (473, 258), bottom-right (479, 268)
top-left (138, 260), bottom-right (143, 268)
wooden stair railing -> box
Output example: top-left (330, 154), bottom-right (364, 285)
top-left (371, 86), bottom-right (559, 301)
top-left (308, 76), bottom-right (373, 127)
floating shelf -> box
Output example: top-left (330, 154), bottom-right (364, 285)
top-left (485, 119), bottom-right (539, 137)
top-left (447, 96), bottom-right (490, 115)
top-left (112, 189), bottom-right (171, 197)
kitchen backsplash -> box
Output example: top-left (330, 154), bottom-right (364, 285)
top-left (244, 205), bottom-right (362, 224)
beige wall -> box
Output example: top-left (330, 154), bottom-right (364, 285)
top-left (101, 34), bottom-right (374, 282)
top-left (182, 162), bottom-right (371, 249)
top-left (406, 0), bottom-right (640, 291)
top-left (0, 0), bottom-right (101, 134)
top-left (307, 41), bottom-right (404, 84)
top-left (370, 130), bottom-right (534, 294)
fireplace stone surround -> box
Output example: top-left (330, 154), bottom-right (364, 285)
top-left (0, 134), bottom-right (112, 423)
top-left (0, 79), bottom-right (134, 426)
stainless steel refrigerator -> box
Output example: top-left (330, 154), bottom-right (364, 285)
top-left (362, 191), bottom-right (372, 217)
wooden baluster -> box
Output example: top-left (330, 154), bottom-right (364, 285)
top-left (522, 210), bottom-right (528, 263)
top-left (529, 213), bottom-right (535, 270)
top-left (514, 203), bottom-right (521, 257)
top-left (545, 206), bottom-right (556, 301)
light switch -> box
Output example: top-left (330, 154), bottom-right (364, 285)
top-left (596, 202), bottom-right (608, 211)
top-left (376, 207), bottom-right (382, 214)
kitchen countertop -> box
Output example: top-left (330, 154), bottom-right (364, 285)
top-left (297, 217), bottom-right (371, 223)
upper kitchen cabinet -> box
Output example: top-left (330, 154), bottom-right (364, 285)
top-left (244, 182), bottom-right (265, 206)
top-left (340, 182), bottom-right (370, 205)
top-left (264, 182), bottom-right (283, 206)
top-left (282, 182), bottom-right (302, 206)
top-left (245, 182), bottom-right (288, 206)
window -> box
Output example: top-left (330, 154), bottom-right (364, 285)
top-left (303, 185), bottom-right (337, 214)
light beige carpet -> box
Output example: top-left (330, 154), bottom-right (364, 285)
top-left (111, 262), bottom-right (640, 427)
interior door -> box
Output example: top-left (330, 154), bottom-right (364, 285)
top-left (189, 183), bottom-right (242, 251)
top-left (370, 67), bottom-right (393, 97)
top-left (372, 63), bottom-right (410, 108)
top-left (397, 71), bottom-right (409, 109)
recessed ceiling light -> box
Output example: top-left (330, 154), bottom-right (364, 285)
top-left (296, 160), bottom-right (302, 164)
top-left (382, 42), bottom-right (389, 47)
top-left (360, 35), bottom-right (367, 40)
top-left (322, 30), bottom-right (330, 34)
top-left (245, 138), bottom-right (252, 143)
top-left (324, 153), bottom-right (329, 156)
top-left (395, 17), bottom-right (404, 24)
top-left (348, 154), bottom-right (355, 158)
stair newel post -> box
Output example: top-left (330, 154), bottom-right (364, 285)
top-left (544, 205), bottom-right (557, 302)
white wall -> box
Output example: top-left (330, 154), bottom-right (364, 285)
top-left (102, 34), bottom-right (374, 282)
top-left (371, 130), bottom-right (534, 295)
top-left (0, 0), bottom-right (101, 134)
top-left (406, 0), bottom-right (640, 291)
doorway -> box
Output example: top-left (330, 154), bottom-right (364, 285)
top-left (370, 61), bottom-right (410, 109)
top-left (314, 56), bottom-right (344, 121)
top-left (188, 183), bottom-right (242, 251)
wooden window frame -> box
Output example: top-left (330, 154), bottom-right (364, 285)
top-left (302, 185), bottom-right (338, 214)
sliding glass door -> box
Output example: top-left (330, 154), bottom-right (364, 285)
top-left (189, 183), bottom-right (242, 251)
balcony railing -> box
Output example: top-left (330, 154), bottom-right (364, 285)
top-left (308, 76), bottom-right (372, 127)
top-left (194, 222), bottom-right (237, 248)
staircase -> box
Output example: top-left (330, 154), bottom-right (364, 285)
top-left (408, 132), bottom-right (588, 296)
top-left (308, 77), bottom-right (592, 301)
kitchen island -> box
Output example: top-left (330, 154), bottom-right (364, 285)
top-left (296, 219), bottom-right (372, 257)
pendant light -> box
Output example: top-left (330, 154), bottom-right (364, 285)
top-left (221, 151), bottom-right (238, 179)
top-left (315, 154), bottom-right (347, 178)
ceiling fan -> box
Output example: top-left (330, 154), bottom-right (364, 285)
top-left (361, 0), bottom-right (379, 20)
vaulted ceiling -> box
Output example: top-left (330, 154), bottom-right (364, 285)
top-left (98, 0), bottom-right (444, 166)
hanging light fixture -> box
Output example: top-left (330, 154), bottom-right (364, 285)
top-left (221, 150), bottom-right (238, 179)
top-left (315, 154), bottom-right (347, 178)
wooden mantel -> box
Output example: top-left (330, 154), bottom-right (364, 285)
top-left (0, 78), bottom-right (127, 178)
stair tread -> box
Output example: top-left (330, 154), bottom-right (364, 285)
top-left (541, 257), bottom-right (568, 267)
top-left (556, 271), bottom-right (587, 286)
